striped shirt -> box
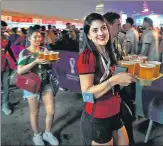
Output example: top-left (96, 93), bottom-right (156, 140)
top-left (18, 48), bottom-right (50, 82)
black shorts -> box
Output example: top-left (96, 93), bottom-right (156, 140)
top-left (81, 111), bottom-right (123, 145)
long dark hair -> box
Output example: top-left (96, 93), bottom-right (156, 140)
top-left (83, 13), bottom-right (117, 81)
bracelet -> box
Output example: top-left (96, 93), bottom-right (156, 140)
top-left (107, 79), bottom-right (115, 95)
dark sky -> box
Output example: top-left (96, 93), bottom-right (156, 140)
top-left (104, 1), bottom-right (163, 16)
top-left (2, 0), bottom-right (163, 19)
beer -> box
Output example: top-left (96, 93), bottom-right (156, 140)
top-left (49, 52), bottom-right (59, 61)
top-left (147, 61), bottom-right (161, 78)
top-left (38, 52), bottom-right (44, 59)
top-left (121, 61), bottom-right (135, 74)
top-left (44, 53), bottom-right (50, 61)
top-left (133, 60), bottom-right (141, 76)
top-left (139, 63), bottom-right (156, 80)
top-left (49, 51), bottom-right (55, 61)
top-left (53, 52), bottom-right (59, 60)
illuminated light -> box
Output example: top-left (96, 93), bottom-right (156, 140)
top-left (96, 3), bottom-right (104, 8)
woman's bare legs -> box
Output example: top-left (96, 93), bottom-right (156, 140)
top-left (27, 97), bottom-right (40, 134)
top-left (42, 91), bottom-right (55, 132)
top-left (112, 126), bottom-right (129, 145)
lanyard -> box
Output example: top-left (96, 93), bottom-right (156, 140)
top-left (99, 53), bottom-right (111, 83)
top-left (99, 53), bottom-right (115, 95)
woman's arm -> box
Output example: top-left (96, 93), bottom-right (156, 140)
top-left (17, 60), bottom-right (38, 75)
top-left (79, 73), bottom-right (136, 99)
top-left (79, 74), bottom-right (116, 99)
top-left (5, 41), bottom-right (17, 63)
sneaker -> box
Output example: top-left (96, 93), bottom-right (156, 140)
top-left (2, 105), bottom-right (12, 115)
top-left (59, 88), bottom-right (64, 91)
top-left (43, 132), bottom-right (59, 145)
top-left (33, 133), bottom-right (45, 146)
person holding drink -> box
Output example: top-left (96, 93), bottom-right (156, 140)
top-left (17, 27), bottom-right (59, 146)
top-left (77, 13), bottom-right (138, 146)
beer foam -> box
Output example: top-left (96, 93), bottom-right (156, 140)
top-left (140, 63), bottom-right (155, 68)
top-left (147, 61), bottom-right (161, 65)
top-left (121, 61), bottom-right (135, 65)
top-left (133, 59), bottom-right (141, 63)
top-left (54, 52), bottom-right (59, 54)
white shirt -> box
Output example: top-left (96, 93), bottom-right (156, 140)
top-left (141, 30), bottom-right (159, 61)
top-left (126, 28), bottom-right (139, 55)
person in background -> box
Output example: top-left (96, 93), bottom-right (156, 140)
top-left (9, 27), bottom-right (20, 45)
top-left (17, 27), bottom-right (59, 146)
top-left (103, 12), bottom-right (123, 61)
top-left (34, 25), bottom-right (41, 32)
top-left (15, 28), bottom-right (27, 47)
top-left (52, 25), bottom-right (57, 34)
top-left (125, 17), bottom-right (139, 55)
top-left (52, 26), bottom-right (59, 44)
top-left (79, 28), bottom-right (84, 53)
top-left (40, 26), bottom-right (47, 47)
top-left (140, 17), bottom-right (159, 61)
top-left (1, 21), bottom-right (17, 115)
top-left (49, 30), bottom-right (79, 52)
top-left (65, 23), bottom-right (71, 31)
top-left (117, 30), bottom-right (127, 57)
top-left (159, 28), bottom-right (163, 62)
top-left (77, 13), bottom-right (138, 146)
top-left (47, 25), bottom-right (55, 45)
top-left (121, 24), bottom-right (127, 34)
top-left (70, 25), bottom-right (77, 40)
top-left (104, 13), bottom-right (135, 145)
top-left (57, 29), bottom-right (62, 39)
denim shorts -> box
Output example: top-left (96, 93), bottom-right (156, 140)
top-left (23, 84), bottom-right (53, 100)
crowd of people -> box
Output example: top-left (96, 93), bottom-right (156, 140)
top-left (1, 11), bottom-right (163, 146)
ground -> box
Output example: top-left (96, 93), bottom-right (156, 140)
top-left (1, 85), bottom-right (163, 146)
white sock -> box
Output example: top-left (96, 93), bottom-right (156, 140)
top-left (34, 133), bottom-right (41, 136)
top-left (45, 130), bottom-right (51, 135)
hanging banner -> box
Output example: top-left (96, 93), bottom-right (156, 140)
top-left (77, 23), bottom-right (83, 27)
top-left (56, 21), bottom-right (63, 25)
top-left (71, 22), bottom-right (77, 25)
top-left (42, 19), bottom-right (56, 24)
top-left (1, 15), bottom-right (12, 22)
top-left (1, 15), bottom-right (6, 21)
top-left (33, 18), bottom-right (42, 24)
top-left (12, 16), bottom-right (32, 23)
